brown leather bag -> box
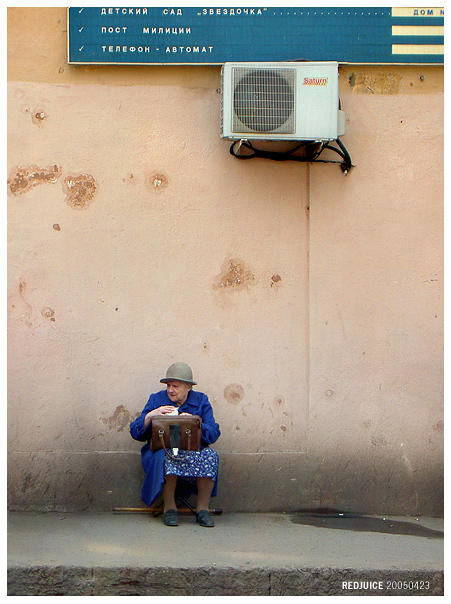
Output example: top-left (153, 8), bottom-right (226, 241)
top-left (150, 415), bottom-right (202, 460)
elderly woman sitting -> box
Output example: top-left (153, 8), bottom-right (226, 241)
top-left (130, 362), bottom-right (220, 527)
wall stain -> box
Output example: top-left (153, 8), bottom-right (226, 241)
top-left (271, 274), bottom-right (282, 287)
top-left (371, 435), bottom-right (387, 446)
top-left (149, 173), bottom-right (169, 191)
top-left (21, 472), bottom-right (39, 493)
top-left (432, 420), bottom-right (444, 432)
top-left (8, 165), bottom-right (62, 195)
top-left (402, 454), bottom-right (414, 477)
top-left (224, 383), bottom-right (244, 405)
top-left (99, 405), bottom-right (139, 432)
top-left (214, 258), bottom-right (255, 291)
top-left (41, 307), bottom-right (56, 322)
top-left (31, 109), bottom-right (47, 125)
top-left (63, 174), bottom-right (97, 210)
top-left (18, 279), bottom-right (33, 325)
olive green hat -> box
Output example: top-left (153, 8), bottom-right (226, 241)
top-left (160, 362), bottom-right (197, 385)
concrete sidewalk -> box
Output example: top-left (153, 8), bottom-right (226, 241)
top-left (7, 511), bottom-right (444, 595)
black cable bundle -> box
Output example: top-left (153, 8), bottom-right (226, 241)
top-left (230, 137), bottom-right (353, 173)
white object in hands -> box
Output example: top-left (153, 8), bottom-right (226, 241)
top-left (168, 407), bottom-right (178, 454)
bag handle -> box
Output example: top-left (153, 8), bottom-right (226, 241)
top-left (158, 427), bottom-right (192, 460)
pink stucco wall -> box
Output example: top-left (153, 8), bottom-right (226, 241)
top-left (7, 8), bottom-right (443, 514)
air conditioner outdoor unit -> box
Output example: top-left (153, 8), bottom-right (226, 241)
top-left (221, 61), bottom-right (346, 142)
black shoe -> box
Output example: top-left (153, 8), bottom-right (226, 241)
top-left (163, 509), bottom-right (178, 527)
top-left (196, 509), bottom-right (215, 527)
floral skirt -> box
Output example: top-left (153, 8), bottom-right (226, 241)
top-left (164, 447), bottom-right (219, 483)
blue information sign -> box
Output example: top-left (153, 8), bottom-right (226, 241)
top-left (68, 7), bottom-right (444, 65)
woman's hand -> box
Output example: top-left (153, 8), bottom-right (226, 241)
top-left (143, 406), bottom-right (177, 428)
top-left (155, 405), bottom-right (178, 415)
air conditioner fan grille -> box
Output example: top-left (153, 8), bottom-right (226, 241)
top-left (232, 68), bottom-right (296, 134)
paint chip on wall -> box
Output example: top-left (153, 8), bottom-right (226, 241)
top-left (63, 174), bottom-right (98, 210)
top-left (8, 165), bottom-right (62, 195)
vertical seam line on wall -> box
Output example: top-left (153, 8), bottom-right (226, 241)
top-left (306, 161), bottom-right (311, 453)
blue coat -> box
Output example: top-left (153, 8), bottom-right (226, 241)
top-left (130, 389), bottom-right (221, 506)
